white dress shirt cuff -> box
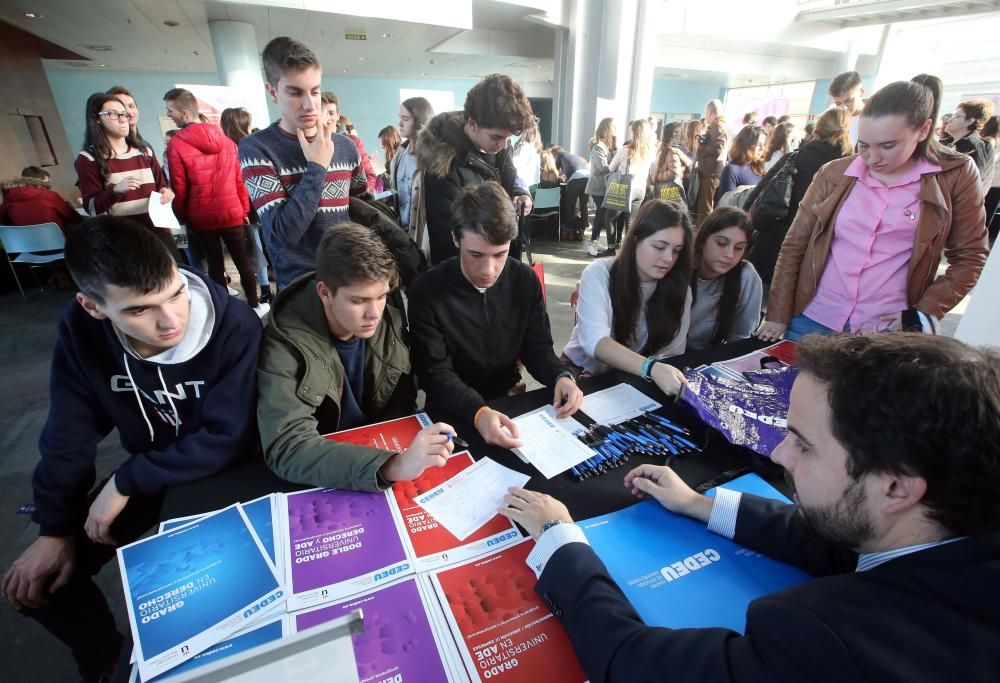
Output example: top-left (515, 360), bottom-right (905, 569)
top-left (706, 488), bottom-right (742, 539)
top-left (525, 523), bottom-right (590, 578)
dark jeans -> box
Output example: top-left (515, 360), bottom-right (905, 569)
top-left (562, 178), bottom-right (590, 230)
top-left (20, 485), bottom-right (164, 679)
top-left (196, 226), bottom-right (259, 307)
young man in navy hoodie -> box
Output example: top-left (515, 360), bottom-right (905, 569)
top-left (1, 216), bottom-right (262, 682)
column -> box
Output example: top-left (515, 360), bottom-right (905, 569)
top-left (208, 21), bottom-right (271, 134)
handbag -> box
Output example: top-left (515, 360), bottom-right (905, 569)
top-left (603, 157), bottom-right (634, 214)
top-left (749, 151), bottom-right (798, 229)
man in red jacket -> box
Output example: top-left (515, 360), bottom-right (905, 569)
top-left (164, 88), bottom-right (265, 315)
top-left (0, 167), bottom-right (82, 236)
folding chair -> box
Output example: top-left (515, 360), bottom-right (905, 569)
top-left (529, 186), bottom-right (562, 242)
top-left (0, 223), bottom-right (66, 302)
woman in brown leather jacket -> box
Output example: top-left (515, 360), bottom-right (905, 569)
top-left (759, 79), bottom-right (988, 341)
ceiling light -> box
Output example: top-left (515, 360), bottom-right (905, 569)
top-left (342, 69), bottom-right (347, 73)
top-left (357, 57), bottom-right (365, 61)
top-left (164, 20), bottom-right (180, 27)
top-left (24, 11), bottom-right (44, 19)
top-left (420, 72), bottom-right (426, 76)
top-left (381, 33), bottom-right (391, 38)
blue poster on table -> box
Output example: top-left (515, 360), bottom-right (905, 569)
top-left (118, 503), bottom-right (285, 681)
top-left (579, 474), bottom-right (810, 633)
top-left (160, 494), bottom-right (279, 568)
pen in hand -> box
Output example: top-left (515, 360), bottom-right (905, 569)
top-left (445, 433), bottom-right (470, 449)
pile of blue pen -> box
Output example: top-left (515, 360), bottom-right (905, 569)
top-left (569, 411), bottom-right (700, 480)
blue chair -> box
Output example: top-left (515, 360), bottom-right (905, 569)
top-left (0, 223), bottom-right (66, 302)
top-left (529, 186), bottom-right (562, 242)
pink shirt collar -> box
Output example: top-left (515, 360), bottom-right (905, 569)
top-left (844, 155), bottom-right (942, 188)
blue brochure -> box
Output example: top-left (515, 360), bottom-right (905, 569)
top-left (160, 495), bottom-right (278, 567)
top-left (579, 473), bottom-right (810, 633)
top-left (118, 503), bottom-right (284, 681)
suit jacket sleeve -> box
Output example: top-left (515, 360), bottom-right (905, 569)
top-left (536, 542), bottom-right (861, 683)
top-left (733, 494), bottom-right (858, 576)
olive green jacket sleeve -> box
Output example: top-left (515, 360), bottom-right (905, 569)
top-left (257, 336), bottom-right (393, 492)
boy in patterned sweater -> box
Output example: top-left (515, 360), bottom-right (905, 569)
top-left (239, 36), bottom-right (369, 288)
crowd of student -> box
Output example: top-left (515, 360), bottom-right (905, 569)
top-left (0, 32), bottom-right (998, 683)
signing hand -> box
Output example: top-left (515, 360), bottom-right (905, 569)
top-left (650, 362), bottom-right (687, 398)
top-left (624, 464), bottom-right (713, 522)
top-left (380, 422), bottom-right (455, 482)
top-left (552, 376), bottom-right (583, 418)
top-left (477, 408), bottom-right (522, 449)
top-left (513, 194), bottom-right (533, 216)
top-left (159, 187), bottom-right (175, 204)
top-left (113, 176), bottom-right (142, 193)
top-left (756, 320), bottom-right (787, 342)
top-left (498, 487), bottom-right (572, 540)
top-left (84, 476), bottom-right (129, 546)
top-left (298, 116), bottom-right (335, 166)
top-left (2, 536), bottom-right (76, 610)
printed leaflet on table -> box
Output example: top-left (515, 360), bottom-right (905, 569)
top-left (579, 473), bottom-right (810, 632)
top-left (279, 487), bottom-right (412, 611)
top-left (160, 493), bottom-right (284, 585)
top-left (292, 575), bottom-right (464, 683)
top-left (130, 614), bottom-right (290, 682)
top-left (509, 405), bottom-right (595, 478)
top-left (323, 412), bottom-right (433, 451)
top-left (579, 383), bottom-right (662, 425)
top-left (428, 539), bottom-right (588, 683)
top-left (390, 451), bottom-right (525, 571)
top-left (117, 503), bottom-right (285, 681)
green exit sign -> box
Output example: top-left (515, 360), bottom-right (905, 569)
top-left (345, 32), bottom-right (367, 41)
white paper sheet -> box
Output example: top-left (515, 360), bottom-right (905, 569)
top-left (414, 458), bottom-right (530, 541)
top-left (148, 191), bottom-right (182, 231)
top-left (509, 406), bottom-right (595, 479)
top-left (581, 383), bottom-right (663, 425)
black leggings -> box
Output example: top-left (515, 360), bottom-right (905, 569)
top-left (196, 226), bottom-right (259, 307)
top-left (593, 199), bottom-right (639, 246)
top-left (562, 178), bottom-right (589, 226)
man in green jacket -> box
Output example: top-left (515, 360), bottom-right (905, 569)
top-left (257, 223), bottom-right (454, 490)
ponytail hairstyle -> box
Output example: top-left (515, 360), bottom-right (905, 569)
top-left (83, 92), bottom-right (141, 183)
top-left (691, 207), bottom-right (752, 345)
top-left (814, 107), bottom-right (854, 157)
top-left (609, 199), bottom-right (693, 354)
top-left (865, 78), bottom-right (963, 164)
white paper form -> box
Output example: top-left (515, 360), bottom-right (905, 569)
top-left (509, 405), bottom-right (595, 478)
top-left (148, 191), bottom-right (182, 231)
top-left (414, 458), bottom-right (530, 541)
top-left (581, 383), bottom-right (663, 425)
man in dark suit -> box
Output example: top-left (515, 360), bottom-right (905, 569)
top-left (500, 333), bottom-right (1000, 682)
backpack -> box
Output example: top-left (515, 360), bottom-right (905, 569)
top-left (749, 151), bottom-right (798, 229)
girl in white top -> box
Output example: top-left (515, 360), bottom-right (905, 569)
top-left (563, 199), bottom-right (693, 396)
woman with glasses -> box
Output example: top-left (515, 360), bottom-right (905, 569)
top-left (75, 92), bottom-right (179, 258)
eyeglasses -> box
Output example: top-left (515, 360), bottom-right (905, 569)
top-left (99, 110), bottom-right (130, 121)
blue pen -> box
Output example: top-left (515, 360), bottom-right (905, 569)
top-left (444, 432), bottom-right (470, 449)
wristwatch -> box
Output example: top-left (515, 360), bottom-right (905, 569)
top-left (541, 519), bottom-right (563, 534)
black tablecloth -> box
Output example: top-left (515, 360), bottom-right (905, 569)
top-left (160, 337), bottom-right (787, 522)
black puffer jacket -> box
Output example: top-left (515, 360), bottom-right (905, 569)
top-left (416, 111), bottom-right (528, 264)
top-left (746, 140), bottom-right (848, 285)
